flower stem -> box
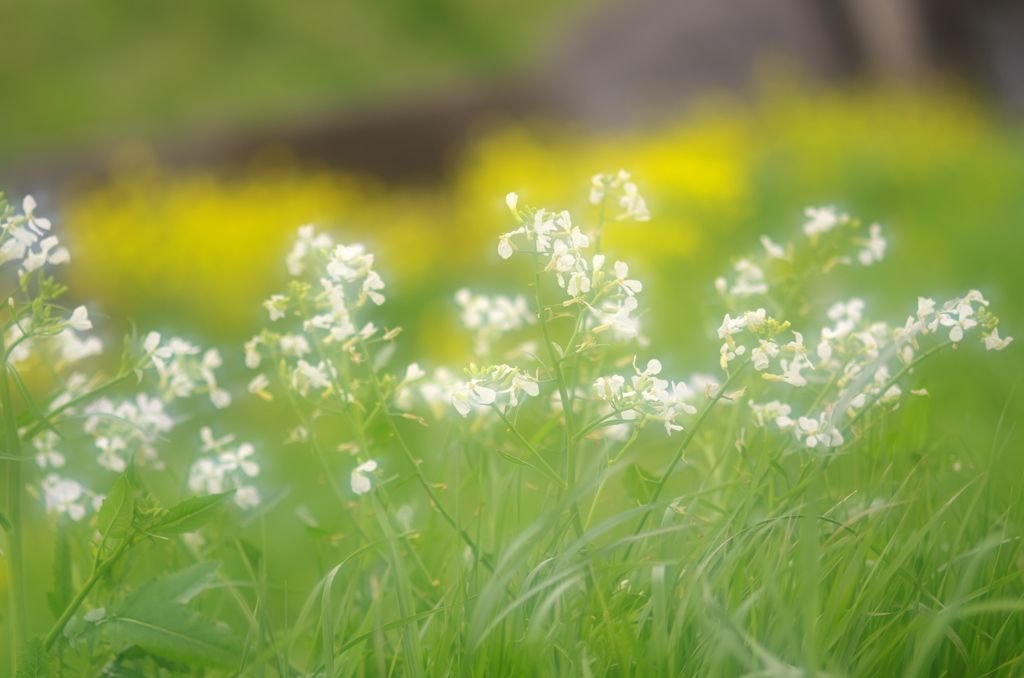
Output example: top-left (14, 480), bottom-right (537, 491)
top-left (491, 405), bottom-right (567, 490)
top-left (43, 535), bottom-right (133, 652)
top-left (624, 362), bottom-right (749, 558)
top-left (531, 252), bottom-right (584, 536)
top-left (0, 328), bottom-right (27, 668)
top-left (584, 429), bottom-right (638, 531)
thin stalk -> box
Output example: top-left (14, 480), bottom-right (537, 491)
top-left (624, 362), bottom-right (749, 557)
top-left (357, 338), bottom-right (496, 572)
top-left (584, 429), bottom-right (639, 531)
top-left (491, 405), bottom-right (567, 490)
top-left (531, 252), bottom-right (584, 536)
top-left (43, 535), bottom-right (134, 651)
top-left (0, 329), bottom-right (27, 665)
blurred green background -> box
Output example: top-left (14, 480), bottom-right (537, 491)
top-left (2, 0), bottom-right (1024, 657)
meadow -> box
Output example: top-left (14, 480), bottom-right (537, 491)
top-left (2, 86), bottom-right (1024, 677)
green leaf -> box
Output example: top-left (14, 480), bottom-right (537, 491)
top-left (108, 565), bottom-right (238, 668)
top-left (96, 474), bottom-right (135, 540)
top-left (133, 561), bottom-right (221, 605)
top-left (107, 601), bottom-right (240, 668)
top-left (149, 491), bottom-right (234, 535)
top-left (14, 637), bottom-right (51, 678)
top-left (46, 525), bottom-right (73, 618)
top-left (0, 507), bottom-right (12, 534)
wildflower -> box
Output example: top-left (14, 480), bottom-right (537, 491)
top-left (594, 374), bottom-right (626, 400)
top-left (751, 340), bottom-right (780, 371)
top-left (293, 360), bottom-right (332, 394)
top-left (618, 182), bottom-right (650, 221)
top-left (796, 413), bottom-right (843, 449)
top-left (452, 378), bottom-right (497, 417)
top-left (95, 436), bottom-right (127, 472)
top-left (264, 295), bottom-right (288, 321)
top-left (803, 206), bottom-right (840, 237)
top-left (611, 261), bottom-right (642, 296)
top-left (760, 235), bottom-right (787, 259)
top-left (749, 401), bottom-right (793, 429)
top-left (244, 336), bottom-right (263, 368)
top-left (234, 485), bottom-right (261, 510)
top-left (189, 458), bottom-right (225, 495)
top-left (503, 369), bottom-right (540, 407)
top-left (857, 224), bottom-right (886, 265)
top-left (984, 328), bottom-right (1013, 351)
top-left (219, 443), bottom-right (259, 477)
top-left (22, 195), bottom-right (52, 233)
top-left (938, 305), bottom-right (977, 342)
top-left (351, 460), bottom-right (378, 495)
top-left (286, 224), bottom-right (333, 276)
top-left (42, 475), bottom-right (87, 521)
top-left (67, 306), bottom-right (92, 332)
top-left (248, 374), bottom-right (272, 400)
top-left (279, 334), bottom-right (312, 357)
top-left (729, 260), bottom-right (768, 296)
top-left (33, 431), bottom-right (66, 469)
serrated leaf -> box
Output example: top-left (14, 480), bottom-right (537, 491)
top-left (47, 525), bottom-right (73, 618)
top-left (14, 637), bottom-right (51, 678)
top-left (96, 474), bottom-right (134, 539)
top-left (107, 601), bottom-right (239, 668)
top-left (149, 491), bottom-right (234, 535)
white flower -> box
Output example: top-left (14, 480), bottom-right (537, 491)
top-left (279, 334), bottom-right (312, 357)
top-left (506, 192), bottom-right (518, 214)
top-left (95, 436), bottom-right (127, 472)
top-left (234, 485), bottom-right (261, 510)
top-left (144, 331), bottom-right (162, 354)
top-left (497, 233), bottom-right (515, 259)
top-left (404, 363), bottom-right (426, 383)
top-left (618, 182), bottom-right (650, 221)
top-left (751, 340), bottom-right (780, 371)
top-left (201, 427), bottom-right (236, 451)
top-left (504, 370), bottom-right (540, 407)
top-left (612, 261), bottom-right (642, 296)
top-left (938, 306), bottom-right (977, 342)
top-left (33, 432), bottom-right (66, 469)
top-left (293, 360), bottom-right (332, 393)
top-left (220, 443), bottom-right (259, 477)
top-left (797, 413), bottom-right (843, 449)
top-left (452, 378), bottom-right (497, 417)
top-left (567, 271), bottom-right (591, 298)
top-left (43, 475), bottom-right (86, 521)
top-left (351, 460), bottom-right (378, 495)
top-left (248, 374), bottom-right (272, 400)
top-left (67, 306), bottom-right (92, 331)
top-left (729, 260), bottom-right (768, 296)
top-left (749, 401), bottom-right (793, 429)
top-left (858, 224), bottom-right (886, 265)
top-left (189, 458), bottom-right (225, 495)
top-left (984, 328), bottom-right (1013, 351)
top-left (594, 374), bottom-right (626, 400)
top-left (244, 336), bottom-right (263, 368)
top-left (760, 235), bottom-right (787, 259)
top-left (23, 195), bottom-right (52, 234)
top-left (264, 295), bottom-right (287, 321)
top-left (804, 206), bottom-right (840, 237)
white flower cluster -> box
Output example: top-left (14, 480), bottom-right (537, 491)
top-left (587, 170), bottom-right (651, 221)
top-left (350, 460), bottom-right (378, 495)
top-left (41, 474), bottom-right (104, 522)
top-left (82, 394), bottom-right (175, 471)
top-left (4, 305), bottom-right (102, 367)
top-left (592, 358), bottom-right (698, 435)
top-left (144, 332), bottom-right (231, 408)
top-left (455, 288), bottom-right (534, 356)
top-left (187, 427), bottom-right (261, 510)
top-left (249, 225), bottom-right (391, 400)
top-left (0, 196), bottom-right (70, 272)
top-left (452, 364), bottom-right (540, 417)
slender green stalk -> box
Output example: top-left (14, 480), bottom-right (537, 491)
top-left (44, 533), bottom-right (134, 651)
top-left (0, 329), bottom-right (27, 666)
top-left (584, 429), bottom-right (639, 531)
top-left (491, 405), bottom-right (567, 490)
top-left (531, 252), bottom-right (584, 536)
top-left (625, 361), bottom-right (749, 554)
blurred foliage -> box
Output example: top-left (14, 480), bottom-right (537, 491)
top-left (0, 0), bottom-right (584, 159)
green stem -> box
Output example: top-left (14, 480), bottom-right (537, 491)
top-left (531, 252), bottom-right (584, 536)
top-left (43, 536), bottom-right (134, 651)
top-left (625, 362), bottom-right (749, 555)
top-left (584, 429), bottom-right (638, 531)
top-left (0, 329), bottom-right (27, 665)
top-left (358, 338), bottom-right (496, 572)
top-left (491, 405), bottom-right (567, 490)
